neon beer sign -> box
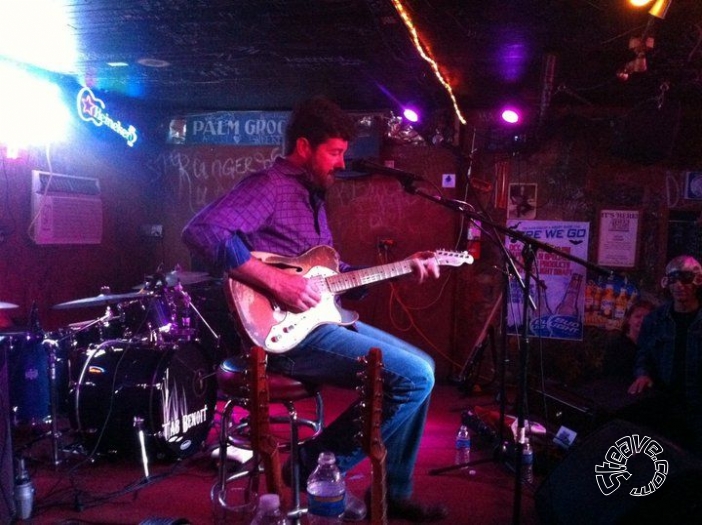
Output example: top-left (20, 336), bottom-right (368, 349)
top-left (76, 87), bottom-right (138, 147)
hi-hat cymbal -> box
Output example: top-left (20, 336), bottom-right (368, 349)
top-left (135, 270), bottom-right (213, 289)
top-left (53, 290), bottom-right (148, 310)
top-left (0, 301), bottom-right (18, 309)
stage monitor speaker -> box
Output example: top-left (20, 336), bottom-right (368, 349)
top-left (0, 342), bottom-right (15, 522)
top-left (536, 419), bottom-right (702, 525)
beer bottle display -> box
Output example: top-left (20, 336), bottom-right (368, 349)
top-left (555, 273), bottom-right (583, 317)
top-left (600, 283), bottom-right (616, 319)
top-left (614, 287), bottom-right (629, 321)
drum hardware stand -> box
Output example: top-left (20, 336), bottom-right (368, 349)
top-left (43, 338), bottom-right (64, 467)
top-left (134, 416), bottom-right (150, 480)
top-left (70, 308), bottom-right (121, 340)
top-left (175, 284), bottom-right (222, 350)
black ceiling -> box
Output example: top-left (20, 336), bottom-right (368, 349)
top-left (22, 1), bottom-right (702, 117)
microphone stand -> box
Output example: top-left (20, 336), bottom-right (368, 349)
top-left (391, 175), bottom-right (612, 524)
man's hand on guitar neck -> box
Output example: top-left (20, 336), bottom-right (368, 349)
top-left (406, 251), bottom-right (441, 283)
top-left (229, 257), bottom-right (322, 313)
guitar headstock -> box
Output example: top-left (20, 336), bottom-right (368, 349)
top-left (358, 348), bottom-right (388, 524)
top-left (435, 249), bottom-right (474, 267)
top-left (357, 348), bottom-right (385, 460)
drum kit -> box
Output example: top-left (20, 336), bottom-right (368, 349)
top-left (2, 268), bottom-right (222, 469)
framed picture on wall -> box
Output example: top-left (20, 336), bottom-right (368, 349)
top-left (684, 171), bottom-right (702, 200)
top-left (597, 209), bottom-right (641, 268)
top-left (507, 183), bottom-right (537, 219)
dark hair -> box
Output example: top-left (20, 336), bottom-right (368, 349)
top-left (285, 96), bottom-right (356, 155)
top-left (621, 299), bottom-right (655, 337)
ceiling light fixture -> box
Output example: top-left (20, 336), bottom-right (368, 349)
top-left (402, 107), bottom-right (420, 123)
top-left (628, 0), bottom-right (673, 19)
top-left (390, 0), bottom-right (466, 125)
top-left (137, 58), bottom-right (170, 68)
top-left (648, 0), bottom-right (672, 19)
top-left (500, 108), bottom-right (521, 125)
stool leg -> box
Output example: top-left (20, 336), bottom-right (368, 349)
top-left (285, 400), bottom-right (304, 525)
top-left (213, 399), bottom-right (235, 509)
top-left (212, 399), bottom-right (259, 513)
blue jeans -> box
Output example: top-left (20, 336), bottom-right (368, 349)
top-left (267, 321), bottom-right (436, 500)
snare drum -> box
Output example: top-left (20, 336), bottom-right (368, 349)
top-left (70, 339), bottom-right (216, 460)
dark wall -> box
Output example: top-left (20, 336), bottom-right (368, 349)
top-left (0, 117), bottom-right (153, 333)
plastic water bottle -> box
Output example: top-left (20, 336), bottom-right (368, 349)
top-left (306, 452), bottom-right (346, 525)
top-left (521, 439), bottom-right (534, 484)
top-left (455, 425), bottom-right (471, 466)
top-left (251, 493), bottom-right (287, 525)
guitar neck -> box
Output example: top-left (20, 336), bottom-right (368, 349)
top-left (327, 260), bottom-right (415, 293)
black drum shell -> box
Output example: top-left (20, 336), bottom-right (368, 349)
top-left (70, 339), bottom-right (216, 461)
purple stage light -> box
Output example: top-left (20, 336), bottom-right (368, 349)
top-left (403, 107), bottom-right (420, 123)
top-left (500, 108), bottom-right (520, 125)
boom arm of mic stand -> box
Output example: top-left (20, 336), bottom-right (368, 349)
top-left (403, 183), bottom-right (614, 277)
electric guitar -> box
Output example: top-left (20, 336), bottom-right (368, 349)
top-left (226, 245), bottom-right (473, 353)
top-left (249, 346), bottom-right (285, 502)
top-left (359, 348), bottom-right (388, 525)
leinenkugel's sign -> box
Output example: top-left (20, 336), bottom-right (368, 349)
top-left (76, 87), bottom-right (138, 147)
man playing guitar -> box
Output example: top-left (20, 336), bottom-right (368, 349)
top-left (182, 96), bottom-right (449, 522)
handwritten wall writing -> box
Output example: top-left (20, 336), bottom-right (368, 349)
top-left (145, 146), bottom-right (281, 212)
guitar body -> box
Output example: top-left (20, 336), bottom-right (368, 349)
top-left (225, 245), bottom-right (473, 353)
top-left (226, 246), bottom-right (359, 353)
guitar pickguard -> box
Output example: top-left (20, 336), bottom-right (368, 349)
top-left (264, 265), bottom-right (357, 352)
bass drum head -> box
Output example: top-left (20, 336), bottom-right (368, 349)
top-left (71, 339), bottom-right (216, 461)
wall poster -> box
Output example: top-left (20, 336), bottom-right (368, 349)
top-left (507, 183), bottom-right (537, 219)
top-left (596, 209), bottom-right (641, 268)
top-left (505, 220), bottom-right (590, 341)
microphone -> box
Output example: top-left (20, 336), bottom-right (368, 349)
top-left (338, 159), bottom-right (423, 184)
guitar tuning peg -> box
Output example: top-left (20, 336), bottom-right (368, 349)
top-left (357, 356), bottom-right (368, 365)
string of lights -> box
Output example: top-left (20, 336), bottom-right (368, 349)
top-left (390, 0), bottom-right (467, 125)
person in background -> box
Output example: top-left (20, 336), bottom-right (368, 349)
top-left (601, 299), bottom-right (655, 381)
top-left (628, 255), bottom-right (702, 455)
top-left (182, 97), bottom-right (448, 522)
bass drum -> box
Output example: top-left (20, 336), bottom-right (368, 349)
top-left (71, 339), bottom-right (216, 460)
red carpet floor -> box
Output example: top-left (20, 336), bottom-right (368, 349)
top-left (11, 383), bottom-right (541, 524)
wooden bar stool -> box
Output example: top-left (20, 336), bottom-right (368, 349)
top-left (211, 346), bottom-right (324, 524)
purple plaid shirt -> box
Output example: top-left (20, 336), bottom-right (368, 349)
top-left (182, 157), bottom-right (340, 273)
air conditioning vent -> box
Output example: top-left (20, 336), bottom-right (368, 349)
top-left (31, 171), bottom-right (103, 245)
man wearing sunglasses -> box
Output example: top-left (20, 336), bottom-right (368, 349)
top-left (628, 255), bottom-right (702, 455)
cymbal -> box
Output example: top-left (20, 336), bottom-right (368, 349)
top-left (53, 290), bottom-right (148, 310)
top-left (135, 270), bottom-right (213, 288)
top-left (0, 301), bottom-right (18, 309)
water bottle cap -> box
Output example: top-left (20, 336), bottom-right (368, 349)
top-left (317, 451), bottom-right (336, 464)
